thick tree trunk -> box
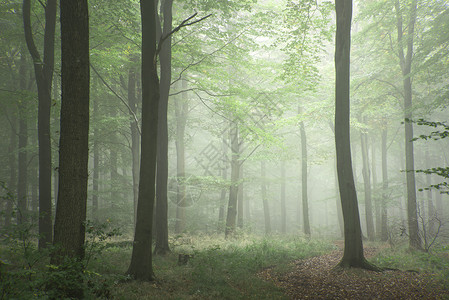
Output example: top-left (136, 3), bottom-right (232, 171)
top-left (23, 0), bottom-right (56, 249)
top-left (225, 121), bottom-right (240, 238)
top-left (381, 128), bottom-right (389, 241)
top-left (174, 78), bottom-right (188, 234)
top-left (154, 0), bottom-right (173, 255)
top-left (52, 0), bottom-right (89, 267)
top-left (335, 0), bottom-right (376, 269)
top-left (395, 0), bottom-right (422, 250)
top-left (261, 161), bottom-right (271, 235)
top-left (300, 118), bottom-right (310, 236)
top-left (280, 161), bottom-right (286, 234)
top-left (360, 130), bottom-right (375, 241)
top-left (127, 0), bottom-right (159, 281)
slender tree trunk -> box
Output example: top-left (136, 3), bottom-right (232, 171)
top-left (360, 130), bottom-right (375, 240)
top-left (174, 78), bottom-right (188, 234)
top-left (23, 0), bottom-right (56, 249)
top-left (280, 161), bottom-right (286, 234)
top-left (225, 120), bottom-right (240, 238)
top-left (425, 149), bottom-right (435, 234)
top-left (128, 63), bottom-right (140, 227)
top-left (92, 92), bottom-right (99, 222)
top-left (335, 0), bottom-right (375, 269)
top-left (335, 156), bottom-right (344, 237)
top-left (6, 110), bottom-right (17, 227)
top-left (52, 0), bottom-right (89, 269)
top-left (218, 135), bottom-right (228, 230)
top-left (381, 128), bottom-right (389, 241)
top-left (237, 164), bottom-right (244, 229)
top-left (300, 115), bottom-right (310, 236)
top-left (372, 134), bottom-right (381, 239)
top-left (395, 0), bottom-right (422, 250)
top-left (154, 0), bottom-right (173, 255)
top-left (127, 0), bottom-right (159, 281)
top-left (261, 161), bottom-right (271, 235)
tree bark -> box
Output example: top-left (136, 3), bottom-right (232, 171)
top-left (23, 0), bottom-right (56, 249)
top-left (237, 164), bottom-right (244, 229)
top-left (335, 0), bottom-right (375, 269)
top-left (372, 134), bottom-right (381, 239)
top-left (218, 134), bottom-right (228, 231)
top-left (395, 0), bottom-right (422, 250)
top-left (154, 0), bottom-right (173, 255)
top-left (52, 0), bottom-right (90, 266)
top-left (127, 0), bottom-right (159, 281)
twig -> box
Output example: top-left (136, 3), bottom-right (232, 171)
top-left (90, 63), bottom-right (141, 135)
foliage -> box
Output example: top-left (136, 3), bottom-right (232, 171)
top-left (0, 216), bottom-right (124, 299)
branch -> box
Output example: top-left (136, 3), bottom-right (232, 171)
top-left (156, 13), bottom-right (212, 56)
top-left (90, 63), bottom-right (141, 135)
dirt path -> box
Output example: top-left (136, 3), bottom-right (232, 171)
top-left (259, 245), bottom-right (449, 299)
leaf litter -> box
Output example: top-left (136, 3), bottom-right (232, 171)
top-left (259, 244), bottom-right (449, 299)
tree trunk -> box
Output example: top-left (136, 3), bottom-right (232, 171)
top-left (218, 134), bottom-right (228, 230)
top-left (52, 0), bottom-right (90, 266)
top-left (6, 110), bottom-right (17, 227)
top-left (127, 0), bottom-right (159, 281)
top-left (425, 149), bottom-right (435, 234)
top-left (128, 63), bottom-right (140, 227)
top-left (261, 161), bottom-right (271, 235)
top-left (372, 134), bottom-right (381, 239)
top-left (381, 128), bottom-right (389, 241)
top-left (335, 0), bottom-right (375, 269)
top-left (280, 161), bottom-right (286, 234)
top-left (300, 117), bottom-right (310, 236)
top-left (154, 0), bottom-right (173, 256)
top-left (237, 164), bottom-right (244, 229)
top-left (395, 0), bottom-right (422, 250)
top-left (23, 0), bottom-right (56, 250)
top-left (225, 120), bottom-right (240, 238)
top-left (174, 77), bottom-right (188, 234)
top-left (17, 51), bottom-right (28, 222)
top-left (360, 130), bottom-right (375, 241)
top-left (334, 156), bottom-right (344, 238)
top-left (92, 90), bottom-right (100, 222)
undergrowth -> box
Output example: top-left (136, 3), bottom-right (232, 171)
top-left (373, 244), bottom-right (449, 289)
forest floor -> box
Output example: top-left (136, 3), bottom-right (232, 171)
top-left (258, 241), bottom-right (449, 299)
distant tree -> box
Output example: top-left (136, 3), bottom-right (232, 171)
top-left (334, 0), bottom-right (377, 270)
top-left (22, 0), bottom-right (56, 249)
top-left (52, 0), bottom-right (90, 275)
top-left (127, 0), bottom-right (159, 281)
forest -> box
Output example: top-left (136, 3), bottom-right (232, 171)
top-left (1, 0), bottom-right (449, 299)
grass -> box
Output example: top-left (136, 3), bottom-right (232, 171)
top-left (106, 234), bottom-right (335, 299)
top-left (371, 243), bottom-right (449, 289)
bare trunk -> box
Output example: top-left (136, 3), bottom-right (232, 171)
top-left (127, 0), bottom-right (159, 281)
top-left (225, 120), bottom-right (240, 238)
top-left (154, 0), bottom-right (173, 255)
top-left (300, 117), bottom-right (310, 236)
top-left (360, 130), bottom-right (375, 240)
top-left (261, 161), bottom-right (271, 235)
top-left (237, 164), bottom-right (244, 229)
top-left (381, 128), bottom-right (389, 241)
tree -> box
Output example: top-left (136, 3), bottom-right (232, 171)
top-left (334, 0), bottom-right (377, 270)
top-left (299, 108), bottom-right (310, 236)
top-left (395, 0), bottom-right (422, 250)
top-left (52, 0), bottom-right (89, 264)
top-left (360, 127), bottom-right (375, 240)
top-left (22, 0), bottom-right (56, 249)
top-left (154, 0), bottom-right (173, 256)
top-left (127, 0), bottom-right (159, 281)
